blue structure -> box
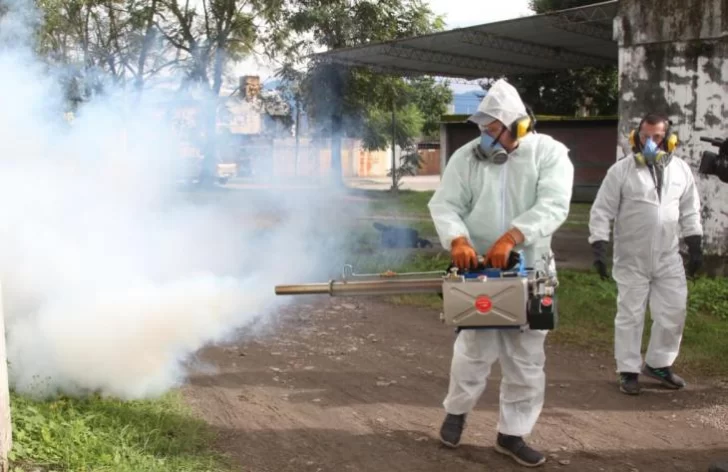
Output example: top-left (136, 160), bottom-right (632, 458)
top-left (452, 89), bottom-right (484, 115)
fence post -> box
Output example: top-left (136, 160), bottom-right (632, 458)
top-left (0, 286), bottom-right (12, 472)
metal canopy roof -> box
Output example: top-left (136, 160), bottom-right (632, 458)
top-left (313, 1), bottom-right (618, 79)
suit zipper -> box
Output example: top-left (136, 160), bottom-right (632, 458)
top-left (501, 163), bottom-right (507, 233)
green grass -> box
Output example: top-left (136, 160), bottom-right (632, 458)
top-left (356, 189), bottom-right (590, 232)
top-left (352, 250), bottom-right (728, 378)
top-left (359, 189), bottom-right (434, 217)
top-left (9, 391), bottom-right (230, 472)
top-left (546, 270), bottom-right (728, 376)
top-left (563, 202), bottom-right (590, 229)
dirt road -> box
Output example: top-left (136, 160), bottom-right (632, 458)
top-left (183, 297), bottom-right (728, 472)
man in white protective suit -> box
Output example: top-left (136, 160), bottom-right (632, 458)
top-left (428, 79), bottom-right (574, 468)
top-left (588, 113), bottom-right (703, 396)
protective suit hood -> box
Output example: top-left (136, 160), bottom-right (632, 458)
top-left (468, 79), bottom-right (528, 128)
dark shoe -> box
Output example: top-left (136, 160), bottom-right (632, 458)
top-left (495, 433), bottom-right (546, 467)
top-left (642, 364), bottom-right (686, 389)
top-left (709, 461), bottom-right (728, 472)
top-left (439, 413), bottom-right (466, 448)
top-left (619, 372), bottom-right (640, 395)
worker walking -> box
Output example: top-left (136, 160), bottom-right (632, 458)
top-left (428, 79), bottom-right (574, 467)
top-left (588, 113), bottom-right (703, 396)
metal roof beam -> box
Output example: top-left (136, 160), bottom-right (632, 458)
top-left (553, 3), bottom-right (615, 23)
top-left (380, 45), bottom-right (549, 75)
top-left (312, 55), bottom-right (484, 79)
top-left (551, 21), bottom-right (613, 41)
top-left (459, 30), bottom-right (614, 66)
top-left (322, 44), bottom-right (388, 60)
top-left (550, 5), bottom-right (615, 42)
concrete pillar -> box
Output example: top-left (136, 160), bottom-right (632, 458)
top-left (614, 0), bottom-right (728, 257)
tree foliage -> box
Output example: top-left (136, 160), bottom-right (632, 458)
top-left (154, 0), bottom-right (282, 96)
top-left (275, 0), bottom-right (450, 154)
top-left (280, 0), bottom-right (442, 54)
top-left (406, 76), bottom-right (453, 140)
top-left (36, 0), bottom-right (179, 92)
top-left (504, 0), bottom-right (618, 116)
top-left (35, 0), bottom-right (285, 94)
top-left (506, 66), bottom-right (618, 116)
top-left (33, 0), bottom-right (452, 150)
top-left (32, 0), bottom-right (453, 186)
top-left (361, 103), bottom-right (424, 151)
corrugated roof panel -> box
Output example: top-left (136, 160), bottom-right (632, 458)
top-left (314, 1), bottom-right (618, 77)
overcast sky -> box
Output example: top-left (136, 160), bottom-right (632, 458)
top-left (427, 0), bottom-right (533, 28)
top-left (233, 0), bottom-right (534, 82)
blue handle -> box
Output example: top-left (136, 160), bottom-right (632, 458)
top-left (463, 251), bottom-right (527, 279)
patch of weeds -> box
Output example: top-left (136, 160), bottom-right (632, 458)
top-left (9, 391), bottom-right (230, 472)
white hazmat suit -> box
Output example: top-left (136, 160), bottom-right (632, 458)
top-left (428, 81), bottom-right (574, 438)
top-left (588, 153), bottom-right (702, 375)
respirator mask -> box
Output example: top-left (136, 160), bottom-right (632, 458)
top-left (474, 128), bottom-right (509, 164)
top-left (638, 137), bottom-right (670, 167)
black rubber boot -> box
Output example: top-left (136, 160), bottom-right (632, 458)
top-left (495, 433), bottom-right (546, 467)
top-left (439, 413), bottom-right (466, 448)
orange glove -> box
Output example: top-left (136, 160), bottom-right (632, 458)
top-left (483, 228), bottom-right (525, 269)
top-left (451, 236), bottom-right (478, 270)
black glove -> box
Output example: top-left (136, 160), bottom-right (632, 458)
top-left (684, 235), bottom-right (703, 278)
top-left (591, 240), bottom-right (609, 280)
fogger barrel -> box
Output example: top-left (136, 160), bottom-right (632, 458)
top-left (274, 278), bottom-right (444, 297)
top-left (273, 254), bottom-right (561, 331)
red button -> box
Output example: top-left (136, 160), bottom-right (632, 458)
top-left (474, 296), bottom-right (492, 313)
top-left (541, 296), bottom-right (553, 307)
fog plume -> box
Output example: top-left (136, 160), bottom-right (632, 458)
top-left (0, 0), bottom-right (366, 400)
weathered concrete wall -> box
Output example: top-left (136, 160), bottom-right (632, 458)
top-left (615, 0), bottom-right (728, 256)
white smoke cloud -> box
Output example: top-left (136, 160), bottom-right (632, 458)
top-left (0, 0), bottom-right (367, 400)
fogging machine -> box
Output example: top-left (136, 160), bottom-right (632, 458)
top-left (274, 252), bottom-right (559, 331)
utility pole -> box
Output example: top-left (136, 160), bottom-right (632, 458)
top-left (391, 94), bottom-right (397, 193)
top-left (294, 95), bottom-right (300, 177)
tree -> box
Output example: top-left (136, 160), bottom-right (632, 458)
top-left (405, 76), bottom-right (453, 140)
top-left (363, 102), bottom-right (425, 191)
top-left (357, 77), bottom-right (451, 190)
top-left (274, 0), bottom-right (447, 184)
top-left (154, 0), bottom-right (264, 96)
top-left (150, 0), bottom-right (284, 183)
top-left (34, 0), bottom-right (286, 183)
top-left (36, 0), bottom-right (175, 91)
top-left (504, 0), bottom-right (618, 117)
